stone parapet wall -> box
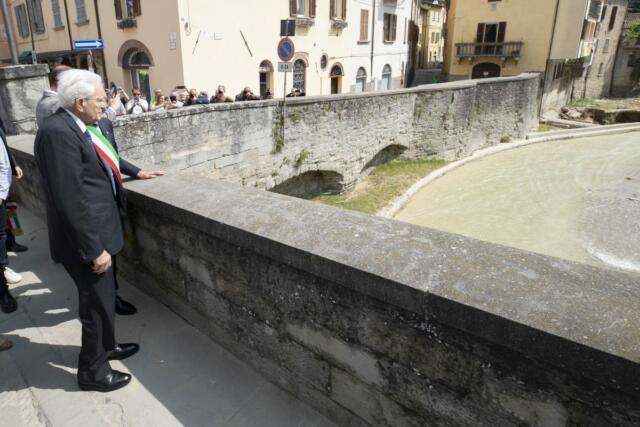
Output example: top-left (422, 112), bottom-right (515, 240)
top-left (9, 136), bottom-right (640, 426)
top-left (113, 74), bottom-right (539, 196)
top-left (0, 65), bottom-right (49, 135)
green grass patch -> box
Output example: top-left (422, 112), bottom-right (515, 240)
top-left (535, 123), bottom-right (565, 132)
top-left (313, 159), bottom-right (448, 214)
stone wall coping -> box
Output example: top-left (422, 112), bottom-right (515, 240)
top-left (9, 132), bottom-right (640, 395)
top-left (0, 64), bottom-right (50, 80)
top-left (112, 73), bottom-right (540, 127)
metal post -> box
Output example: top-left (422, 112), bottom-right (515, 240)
top-left (282, 69), bottom-right (287, 145)
top-left (1, 0), bottom-right (19, 64)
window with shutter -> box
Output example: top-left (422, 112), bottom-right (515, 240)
top-left (330, 0), bottom-right (335, 18)
top-left (14, 5), bottom-right (30, 38)
top-left (309, 0), bottom-right (315, 18)
top-left (341, 0), bottom-right (346, 20)
top-left (114, 0), bottom-right (122, 19)
top-left (28, 0), bottom-right (45, 33)
top-left (290, 0), bottom-right (296, 17)
top-left (132, 0), bottom-right (141, 16)
top-left (608, 6), bottom-right (617, 31)
top-left (360, 9), bottom-right (369, 42)
top-left (52, 0), bottom-right (63, 28)
top-left (75, 0), bottom-right (87, 22)
top-left (383, 13), bottom-right (397, 42)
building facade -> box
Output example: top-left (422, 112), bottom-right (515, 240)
top-left (416, 0), bottom-right (444, 69)
top-left (1, 0), bottom-right (418, 99)
top-left (0, 0), bottom-right (107, 80)
top-left (612, 12), bottom-right (640, 96)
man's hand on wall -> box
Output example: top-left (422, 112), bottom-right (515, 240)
top-left (136, 170), bottom-right (165, 180)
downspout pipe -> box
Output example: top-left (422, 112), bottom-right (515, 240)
top-left (93, 0), bottom-right (109, 84)
top-left (370, 0), bottom-right (376, 90)
top-left (1, 0), bottom-right (19, 64)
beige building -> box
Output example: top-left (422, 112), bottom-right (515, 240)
top-left (0, 0), bottom-right (107, 80)
top-left (444, 0), bottom-right (601, 80)
top-left (416, 0), bottom-right (445, 69)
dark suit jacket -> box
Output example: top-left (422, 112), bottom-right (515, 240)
top-left (34, 109), bottom-right (124, 264)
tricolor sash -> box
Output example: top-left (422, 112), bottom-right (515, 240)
top-left (86, 124), bottom-right (123, 186)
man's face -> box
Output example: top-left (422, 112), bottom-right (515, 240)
top-left (75, 82), bottom-right (106, 124)
top-left (132, 89), bottom-right (141, 97)
top-left (155, 90), bottom-right (162, 99)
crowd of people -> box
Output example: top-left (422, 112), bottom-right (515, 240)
top-left (104, 84), bottom-right (308, 117)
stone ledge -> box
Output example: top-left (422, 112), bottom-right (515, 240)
top-left (0, 64), bottom-right (49, 80)
top-left (116, 172), bottom-right (640, 398)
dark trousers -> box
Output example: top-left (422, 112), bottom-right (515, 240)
top-left (62, 257), bottom-right (116, 380)
top-left (0, 202), bottom-right (8, 295)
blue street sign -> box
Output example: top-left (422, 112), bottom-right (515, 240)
top-left (74, 39), bottom-right (104, 50)
top-left (278, 37), bottom-right (295, 62)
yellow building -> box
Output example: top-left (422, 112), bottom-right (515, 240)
top-left (444, 0), bottom-right (601, 80)
top-left (0, 0), bottom-right (106, 80)
top-left (417, 0), bottom-right (445, 69)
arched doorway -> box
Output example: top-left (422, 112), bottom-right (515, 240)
top-left (471, 62), bottom-right (501, 79)
top-left (381, 64), bottom-right (392, 90)
top-left (259, 60), bottom-right (274, 98)
top-left (293, 59), bottom-right (307, 93)
top-left (330, 63), bottom-right (343, 94)
top-left (355, 67), bottom-right (367, 93)
top-left (119, 41), bottom-right (154, 100)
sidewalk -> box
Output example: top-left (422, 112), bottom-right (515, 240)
top-left (0, 209), bottom-right (335, 427)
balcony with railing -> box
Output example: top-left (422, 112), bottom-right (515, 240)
top-left (455, 42), bottom-right (523, 61)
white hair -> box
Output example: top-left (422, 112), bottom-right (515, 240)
top-left (56, 69), bottom-right (103, 110)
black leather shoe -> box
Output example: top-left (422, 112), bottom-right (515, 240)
top-left (115, 295), bottom-right (137, 316)
top-left (7, 242), bottom-right (28, 253)
top-left (109, 343), bottom-right (140, 361)
top-left (78, 370), bottom-right (132, 392)
top-left (0, 291), bottom-right (17, 313)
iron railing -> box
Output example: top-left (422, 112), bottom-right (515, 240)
top-left (455, 42), bottom-right (523, 59)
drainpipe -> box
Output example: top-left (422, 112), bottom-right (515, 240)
top-left (370, 0), bottom-right (376, 90)
top-left (24, 0), bottom-right (36, 58)
top-left (93, 0), bottom-right (109, 84)
top-left (62, 0), bottom-right (73, 52)
top-left (1, 0), bottom-right (19, 64)
top-left (539, 0), bottom-right (561, 118)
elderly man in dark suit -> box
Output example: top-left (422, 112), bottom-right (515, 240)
top-left (34, 69), bottom-right (162, 392)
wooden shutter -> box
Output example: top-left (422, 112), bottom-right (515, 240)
top-left (497, 22), bottom-right (506, 43)
top-left (392, 14), bottom-right (397, 41)
top-left (341, 0), bottom-right (346, 20)
top-left (383, 14), bottom-right (389, 41)
top-left (133, 0), bottom-right (141, 16)
top-left (290, 0), bottom-right (296, 16)
top-left (360, 9), bottom-right (369, 41)
top-left (476, 23), bottom-right (485, 43)
top-left (114, 0), bottom-right (122, 19)
top-left (310, 0), bottom-right (316, 18)
top-left (609, 6), bottom-right (618, 31)
top-left (330, 0), bottom-right (335, 18)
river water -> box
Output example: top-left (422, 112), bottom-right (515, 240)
top-left (394, 133), bottom-right (640, 274)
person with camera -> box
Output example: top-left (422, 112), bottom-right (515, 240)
top-left (210, 86), bottom-right (233, 103)
top-left (125, 88), bottom-right (149, 115)
top-left (235, 86), bottom-right (260, 102)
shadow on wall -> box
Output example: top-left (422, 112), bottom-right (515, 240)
top-left (361, 145), bottom-right (409, 173)
top-left (269, 170), bottom-right (345, 199)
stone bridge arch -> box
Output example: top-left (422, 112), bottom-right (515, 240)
top-left (361, 144), bottom-right (409, 173)
top-left (270, 170), bottom-right (345, 199)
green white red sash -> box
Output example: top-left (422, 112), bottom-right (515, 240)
top-left (86, 124), bottom-right (123, 186)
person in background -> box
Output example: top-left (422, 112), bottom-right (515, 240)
top-left (125, 88), bottom-right (149, 114)
top-left (150, 89), bottom-right (166, 112)
top-left (104, 87), bottom-right (126, 120)
top-left (36, 65), bottom-right (71, 128)
top-left (236, 87), bottom-right (260, 101)
top-left (0, 120), bottom-right (19, 314)
top-left (264, 90), bottom-right (274, 100)
top-left (183, 88), bottom-right (198, 106)
top-left (210, 86), bottom-right (233, 103)
top-left (196, 91), bottom-right (210, 105)
top-left (168, 92), bottom-right (183, 109)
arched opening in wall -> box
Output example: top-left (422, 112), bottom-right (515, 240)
top-left (259, 60), bottom-right (274, 99)
top-left (355, 67), bottom-right (367, 93)
top-left (381, 64), bottom-right (392, 90)
top-left (270, 171), bottom-right (345, 199)
top-left (122, 47), bottom-right (153, 100)
top-left (471, 62), bottom-right (501, 79)
top-left (361, 145), bottom-right (408, 173)
top-left (293, 59), bottom-right (307, 93)
top-left (330, 63), bottom-right (343, 94)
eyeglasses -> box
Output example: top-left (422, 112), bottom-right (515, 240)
top-left (82, 97), bottom-right (108, 104)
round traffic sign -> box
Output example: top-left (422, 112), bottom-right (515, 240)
top-left (278, 37), bottom-right (295, 62)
